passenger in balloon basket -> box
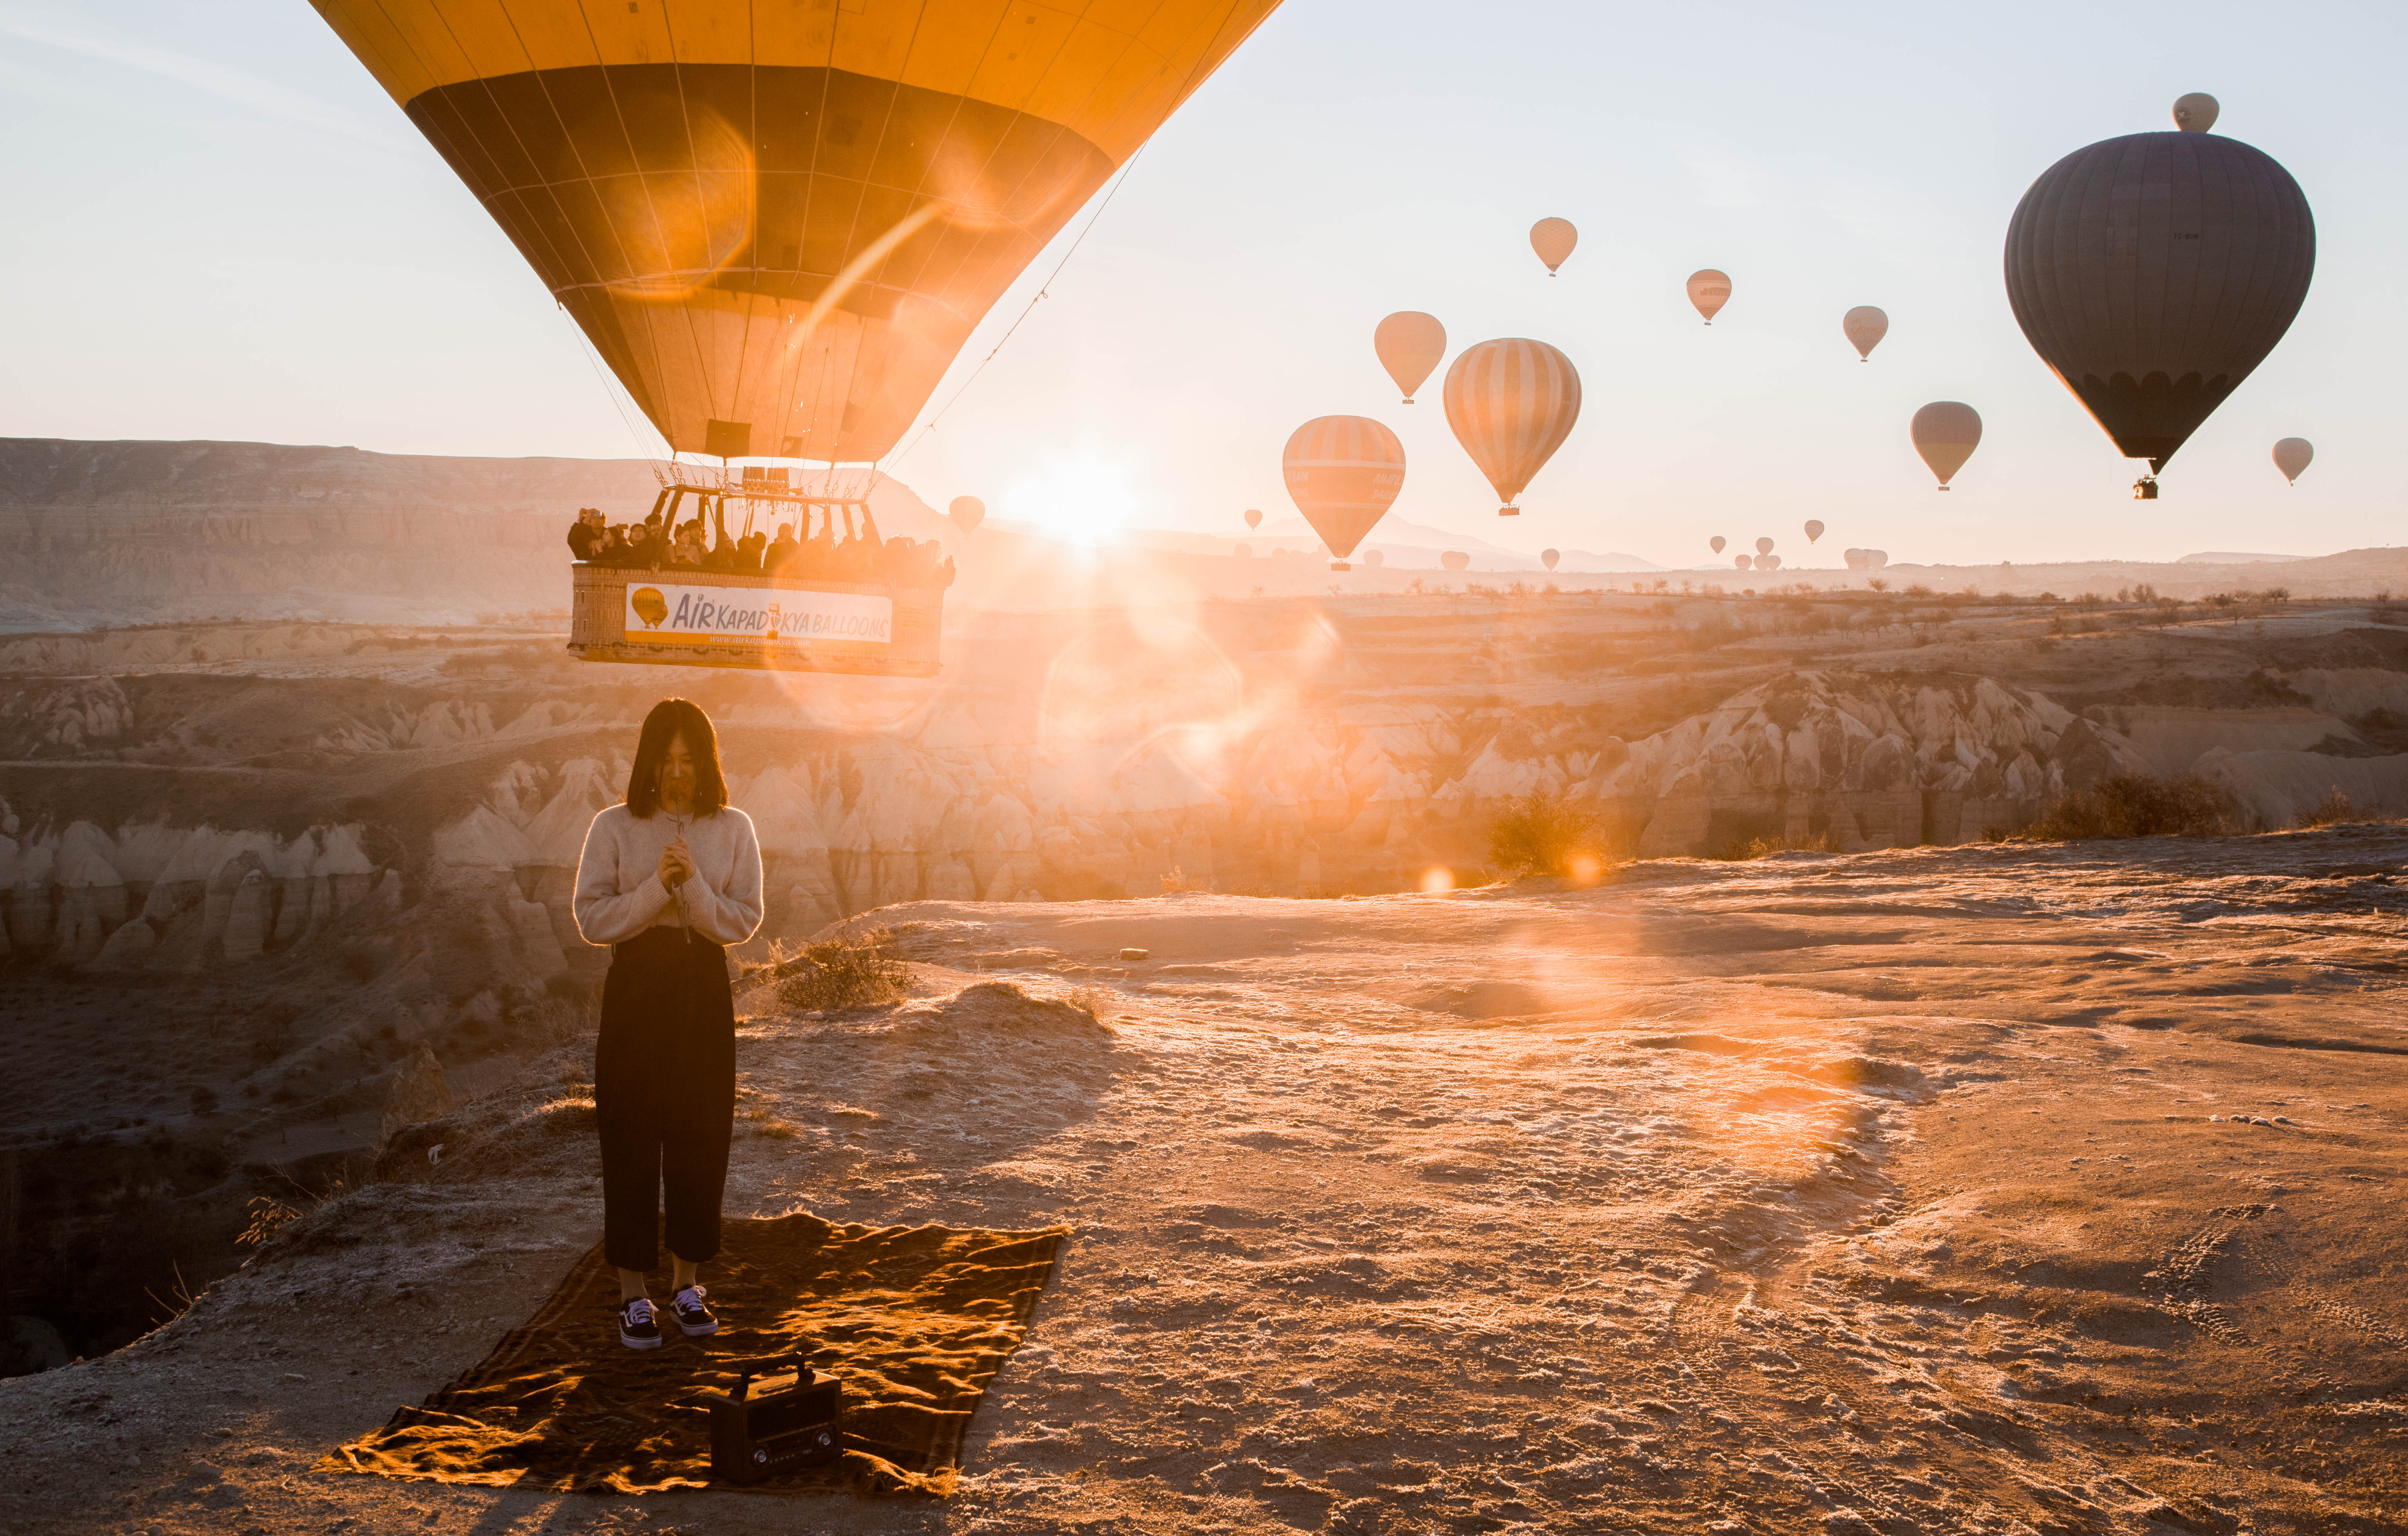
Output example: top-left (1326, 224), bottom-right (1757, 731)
top-left (765, 523), bottom-right (801, 575)
top-left (567, 508), bottom-right (601, 562)
top-left (573, 700), bottom-right (764, 1352)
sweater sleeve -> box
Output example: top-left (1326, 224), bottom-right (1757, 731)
top-left (572, 811), bottom-right (672, 946)
top-left (676, 810), bottom-right (765, 946)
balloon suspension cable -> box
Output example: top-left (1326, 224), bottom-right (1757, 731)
top-left (885, 146), bottom-right (1153, 471)
top-left (564, 312), bottom-right (676, 486)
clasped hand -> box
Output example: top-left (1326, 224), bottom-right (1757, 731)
top-left (657, 836), bottom-right (695, 892)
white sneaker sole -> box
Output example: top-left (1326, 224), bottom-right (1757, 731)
top-left (677, 1315), bottom-right (719, 1337)
top-left (620, 1327), bottom-right (664, 1350)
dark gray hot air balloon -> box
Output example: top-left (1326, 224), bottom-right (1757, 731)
top-left (2004, 123), bottom-right (2314, 478)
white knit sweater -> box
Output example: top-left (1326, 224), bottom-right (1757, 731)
top-left (572, 803), bottom-right (764, 947)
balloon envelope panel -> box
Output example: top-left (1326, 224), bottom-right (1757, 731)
top-left (2004, 130), bottom-right (2313, 471)
top-left (313, 0), bottom-right (1281, 460)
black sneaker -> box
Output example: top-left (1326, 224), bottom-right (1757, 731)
top-left (618, 1296), bottom-right (663, 1350)
top-left (670, 1284), bottom-right (718, 1337)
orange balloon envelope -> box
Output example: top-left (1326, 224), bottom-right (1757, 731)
top-left (948, 496), bottom-right (985, 533)
top-left (1530, 218), bottom-right (1578, 274)
top-left (1441, 339), bottom-right (1581, 516)
top-left (1803, 519), bottom-right (1824, 543)
top-left (1374, 312), bottom-right (1446, 403)
top-left (1843, 306), bottom-right (1888, 360)
top-left (1688, 269), bottom-right (1732, 324)
top-left (1282, 416), bottom-right (1405, 568)
top-left (1244, 507), bottom-right (1263, 530)
top-left (1911, 402), bottom-right (1983, 489)
top-left (1441, 550), bottom-right (1471, 572)
top-left (312, 0), bottom-right (1281, 462)
top-left (1709, 535), bottom-right (1726, 554)
top-left (1754, 536), bottom-right (1774, 556)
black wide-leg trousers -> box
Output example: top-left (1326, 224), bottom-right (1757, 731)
top-left (595, 926), bottom-right (736, 1272)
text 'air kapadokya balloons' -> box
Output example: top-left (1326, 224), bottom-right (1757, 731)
top-left (1804, 519), bottom-right (1825, 544)
top-left (1912, 402), bottom-right (1982, 489)
top-left (1442, 338), bottom-right (1581, 516)
top-left (2274, 438), bottom-right (2314, 484)
top-left (1541, 549), bottom-right (1560, 571)
top-left (1244, 508), bottom-right (1263, 530)
top-left (2174, 93), bottom-right (2220, 132)
top-left (948, 496), bottom-right (984, 533)
top-left (1754, 536), bottom-right (1774, 556)
top-left (1282, 416), bottom-right (1405, 571)
top-left (1709, 535), bottom-right (1727, 554)
top-left (312, 0), bottom-right (1280, 462)
top-left (2005, 120), bottom-right (2313, 476)
top-left (1687, 269), bottom-right (1731, 325)
top-left (1374, 312), bottom-right (1446, 404)
top-left (1530, 218), bottom-right (1578, 275)
top-left (1843, 306), bottom-right (1888, 361)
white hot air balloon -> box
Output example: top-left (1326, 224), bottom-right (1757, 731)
top-left (1843, 306), bottom-right (1888, 361)
top-left (2174, 93), bottom-right (2220, 132)
top-left (1374, 311), bottom-right (1446, 404)
top-left (1530, 218), bottom-right (1577, 275)
top-left (1687, 269), bottom-right (1731, 324)
top-left (1803, 519), bottom-right (1825, 544)
top-left (1442, 338), bottom-right (1582, 516)
top-left (1911, 402), bottom-right (1983, 489)
top-left (2273, 437), bottom-right (2314, 484)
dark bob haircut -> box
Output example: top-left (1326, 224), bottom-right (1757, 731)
top-left (625, 698), bottom-right (728, 818)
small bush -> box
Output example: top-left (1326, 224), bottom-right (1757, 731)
top-left (1718, 831), bottom-right (1837, 861)
top-left (774, 928), bottom-right (911, 1011)
top-left (2298, 788), bottom-right (2358, 828)
top-left (2018, 773), bottom-right (2237, 841)
top-left (1487, 791), bottom-right (1601, 878)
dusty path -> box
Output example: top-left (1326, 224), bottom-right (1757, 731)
top-left (12, 827), bottom-right (2408, 1534)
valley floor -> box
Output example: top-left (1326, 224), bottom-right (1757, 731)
top-left (11, 828), bottom-right (2408, 1535)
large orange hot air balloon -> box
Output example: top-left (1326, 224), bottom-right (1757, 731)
top-left (1374, 312), bottom-right (1446, 404)
top-left (312, 0), bottom-right (1281, 463)
top-left (1441, 339), bottom-right (1581, 517)
top-left (1687, 270), bottom-right (1731, 325)
top-left (1282, 416), bottom-right (1404, 571)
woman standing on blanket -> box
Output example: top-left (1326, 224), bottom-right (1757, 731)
top-left (573, 698), bottom-right (763, 1350)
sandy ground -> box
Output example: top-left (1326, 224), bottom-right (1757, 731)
top-left (11, 826), bottom-right (2408, 1535)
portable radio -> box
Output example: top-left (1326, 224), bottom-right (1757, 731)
top-left (702, 1352), bottom-right (843, 1484)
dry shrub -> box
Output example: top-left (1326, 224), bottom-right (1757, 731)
top-left (2298, 788), bottom-right (2359, 828)
top-left (1723, 831), bottom-right (1837, 861)
top-left (774, 927), bottom-right (910, 1012)
top-left (1066, 985), bottom-right (1112, 1021)
top-left (1487, 791), bottom-right (1600, 877)
top-left (2019, 773), bottom-right (2238, 841)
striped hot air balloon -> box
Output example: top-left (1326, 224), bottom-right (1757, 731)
top-left (1441, 339), bottom-right (1581, 516)
top-left (1281, 416), bottom-right (1405, 570)
top-left (311, 0), bottom-right (1281, 463)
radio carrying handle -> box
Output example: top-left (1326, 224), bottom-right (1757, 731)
top-left (727, 1352), bottom-right (817, 1402)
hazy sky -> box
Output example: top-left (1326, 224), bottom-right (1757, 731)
top-left (3, 1), bottom-right (2401, 567)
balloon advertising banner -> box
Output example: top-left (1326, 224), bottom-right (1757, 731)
top-left (625, 583), bottom-right (893, 650)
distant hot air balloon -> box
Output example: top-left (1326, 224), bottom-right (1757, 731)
top-left (1687, 269), bottom-right (1731, 325)
top-left (1911, 402), bottom-right (1983, 489)
top-left (1442, 338), bottom-right (1582, 516)
top-left (1375, 312), bottom-right (1447, 404)
top-left (1762, 554), bottom-right (1782, 571)
top-left (1282, 416), bottom-right (1405, 571)
top-left (1541, 549), bottom-right (1560, 571)
top-left (1530, 218), bottom-right (1578, 275)
top-left (1235, 543), bottom-right (1253, 558)
top-left (2274, 438), bottom-right (2314, 484)
top-left (1366, 549), bottom-right (1385, 567)
top-left (1245, 508), bottom-right (1263, 530)
top-left (1866, 549), bottom-right (1889, 570)
top-left (948, 496), bottom-right (985, 534)
top-left (313, 0), bottom-right (1280, 467)
top-left (1803, 519), bottom-right (1825, 544)
top-left (1843, 306), bottom-right (1888, 361)
top-left (1441, 551), bottom-right (1471, 573)
top-left (2174, 93), bottom-right (2220, 132)
top-left (2005, 123), bottom-right (2313, 481)
top-left (1754, 537), bottom-right (1774, 556)
top-left (1734, 555), bottom-right (1750, 571)
top-left (1844, 547), bottom-right (1866, 570)
top-left (1709, 535), bottom-right (1727, 554)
